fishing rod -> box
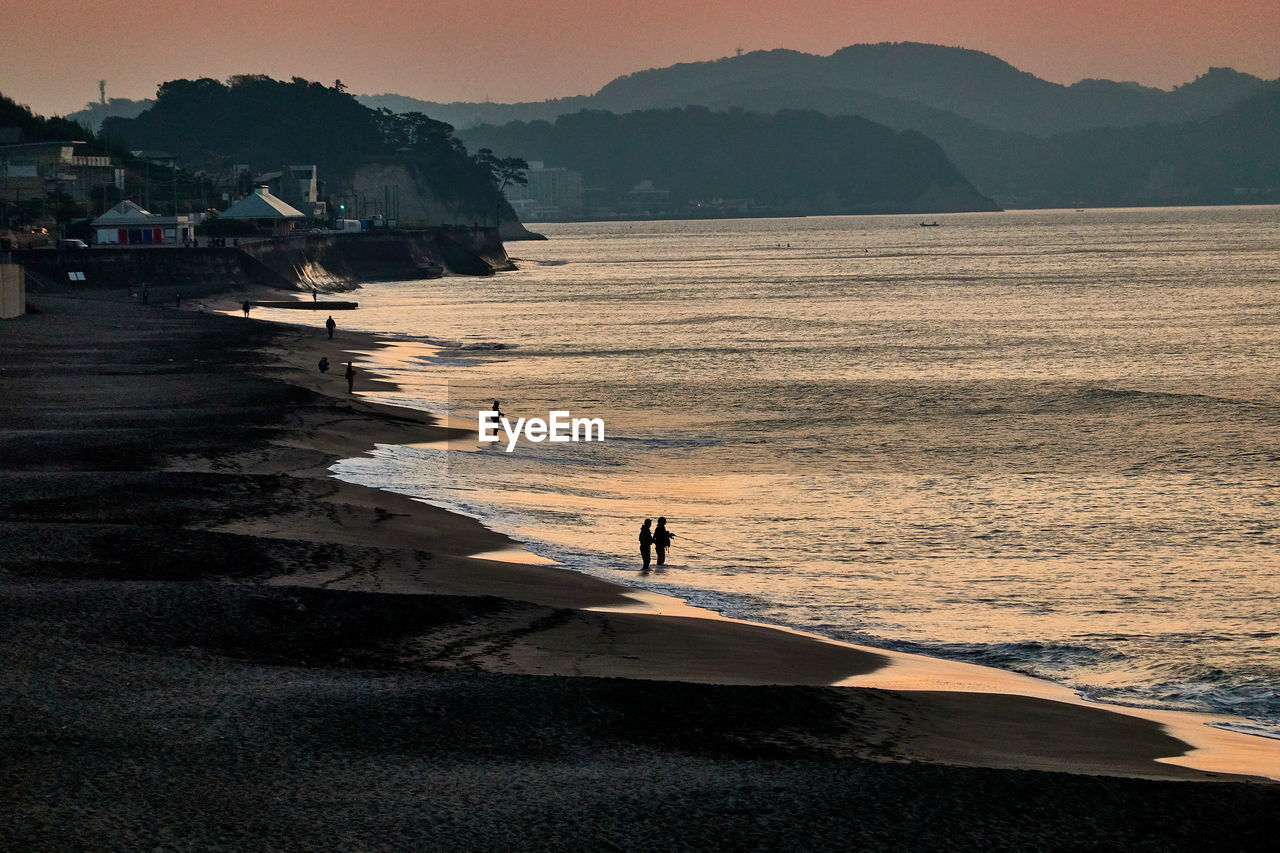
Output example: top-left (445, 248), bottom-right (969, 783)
top-left (670, 534), bottom-right (716, 549)
top-left (663, 533), bottom-right (730, 557)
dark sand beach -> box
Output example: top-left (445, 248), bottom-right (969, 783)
top-left (2, 287), bottom-right (1277, 851)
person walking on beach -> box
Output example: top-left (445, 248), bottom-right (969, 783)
top-left (241, 301), bottom-right (251, 317)
top-left (639, 518), bottom-right (653, 573)
top-left (345, 361), bottom-right (356, 393)
top-left (326, 315), bottom-right (336, 339)
top-left (653, 516), bottom-right (675, 566)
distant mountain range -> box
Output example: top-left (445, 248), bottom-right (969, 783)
top-left (67, 42), bottom-right (1280, 210)
top-left (360, 42), bottom-right (1279, 208)
top-left (365, 43), bottom-right (1272, 137)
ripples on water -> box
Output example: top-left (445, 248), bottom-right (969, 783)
top-left (325, 207), bottom-right (1280, 731)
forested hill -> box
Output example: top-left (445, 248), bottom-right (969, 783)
top-left (997, 87), bottom-right (1280, 207)
top-left (99, 76), bottom-right (518, 224)
top-left (590, 44), bottom-right (1274, 136)
top-left (103, 77), bottom-right (380, 181)
top-left (460, 107), bottom-right (998, 215)
top-left (360, 43), bottom-right (1274, 137)
top-left (1, 93), bottom-right (97, 144)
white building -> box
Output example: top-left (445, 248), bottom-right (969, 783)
top-left (93, 199), bottom-right (192, 245)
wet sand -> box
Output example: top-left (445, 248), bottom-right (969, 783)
top-left (2, 287), bottom-right (1277, 851)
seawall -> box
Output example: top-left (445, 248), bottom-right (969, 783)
top-left (13, 245), bottom-right (265, 294)
top-left (12, 228), bottom-right (515, 293)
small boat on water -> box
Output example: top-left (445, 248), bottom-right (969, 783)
top-left (920, 221), bottom-right (940, 227)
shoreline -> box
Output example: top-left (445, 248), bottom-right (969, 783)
top-left (4, 285), bottom-right (1279, 849)
top-left (208, 284), bottom-right (1280, 782)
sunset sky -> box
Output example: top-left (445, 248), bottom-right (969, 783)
top-left (3, 0), bottom-right (1278, 116)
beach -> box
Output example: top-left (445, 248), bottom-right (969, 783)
top-left (2, 284), bottom-right (1277, 851)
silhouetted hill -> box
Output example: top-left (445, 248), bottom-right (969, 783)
top-left (459, 106), bottom-right (997, 216)
top-left (1167, 67), bottom-right (1277, 116)
top-left (104, 77), bottom-right (384, 182)
top-left (359, 93), bottom-right (593, 132)
top-left (0, 93), bottom-right (96, 144)
top-left (1000, 87), bottom-right (1280, 207)
top-left (599, 43), bottom-right (1275, 135)
top-left (361, 43), bottom-right (1273, 137)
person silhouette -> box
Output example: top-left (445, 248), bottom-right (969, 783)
top-left (325, 315), bottom-right (336, 339)
top-left (639, 518), bottom-right (653, 573)
top-left (318, 357), bottom-right (330, 374)
top-left (345, 362), bottom-right (356, 393)
top-left (241, 300), bottom-right (250, 317)
top-left (653, 516), bottom-right (675, 566)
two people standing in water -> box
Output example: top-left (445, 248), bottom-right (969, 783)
top-left (638, 516), bottom-right (675, 572)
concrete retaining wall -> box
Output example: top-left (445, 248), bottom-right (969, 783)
top-left (10, 228), bottom-right (515, 296)
top-left (1, 264), bottom-right (25, 318)
top-left (12, 247), bottom-right (265, 294)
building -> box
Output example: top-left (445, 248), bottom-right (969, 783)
top-left (129, 150), bottom-right (178, 170)
top-left (92, 199), bottom-right (193, 245)
top-left (62, 153), bottom-right (125, 206)
top-left (624, 180), bottom-right (672, 216)
top-left (255, 165), bottom-right (326, 219)
top-left (220, 186), bottom-right (305, 236)
top-left (504, 161), bottom-right (585, 220)
top-left (1, 139), bottom-right (124, 208)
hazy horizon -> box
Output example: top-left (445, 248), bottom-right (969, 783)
top-left (2, 0), bottom-right (1278, 118)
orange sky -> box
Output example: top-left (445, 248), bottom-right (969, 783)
top-left (3, 0), bottom-right (1278, 116)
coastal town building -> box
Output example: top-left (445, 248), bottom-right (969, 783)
top-left (503, 161), bottom-right (584, 220)
top-left (129, 150), bottom-right (178, 170)
top-left (254, 165), bottom-right (327, 219)
top-left (624, 180), bottom-right (672, 216)
top-left (92, 199), bottom-right (193, 245)
top-left (219, 185), bottom-right (305, 236)
top-left (1, 137), bottom-right (125, 208)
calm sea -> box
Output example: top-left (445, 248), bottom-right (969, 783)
top-left (312, 207), bottom-right (1280, 734)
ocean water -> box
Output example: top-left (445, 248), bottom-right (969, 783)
top-left (313, 207), bottom-right (1280, 733)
